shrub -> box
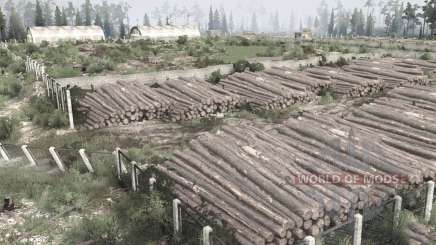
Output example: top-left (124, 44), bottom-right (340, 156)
top-left (194, 56), bottom-right (223, 68)
top-left (24, 96), bottom-right (68, 129)
top-left (87, 59), bottom-right (115, 74)
top-left (283, 46), bottom-right (305, 60)
top-left (420, 52), bottom-right (432, 60)
top-left (0, 50), bottom-right (12, 68)
top-left (176, 35), bottom-right (188, 45)
top-left (8, 60), bottom-right (26, 74)
top-left (0, 76), bottom-right (22, 98)
top-left (233, 59), bottom-right (250, 72)
top-left (249, 62), bottom-right (265, 72)
top-left (359, 45), bottom-right (368, 53)
top-left (0, 117), bottom-right (16, 140)
top-left (335, 57), bottom-right (349, 67)
top-left (49, 66), bottom-right (81, 78)
top-left (208, 70), bottom-right (224, 84)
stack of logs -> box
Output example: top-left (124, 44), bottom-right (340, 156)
top-left (158, 85), bottom-right (436, 245)
top-left (304, 66), bottom-right (383, 97)
top-left (343, 58), bottom-right (432, 89)
top-left (78, 81), bottom-right (173, 129)
top-left (154, 78), bottom-right (240, 122)
top-left (219, 68), bottom-right (331, 110)
top-left (405, 221), bottom-right (436, 244)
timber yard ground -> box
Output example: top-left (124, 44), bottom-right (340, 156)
top-left (3, 35), bottom-right (436, 245)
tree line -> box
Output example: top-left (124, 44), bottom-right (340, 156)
top-left (0, 0), bottom-right (129, 41)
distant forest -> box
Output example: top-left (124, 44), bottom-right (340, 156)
top-left (1, 0), bottom-right (436, 41)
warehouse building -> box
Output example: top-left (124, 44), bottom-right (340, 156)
top-left (27, 26), bottom-right (105, 44)
top-left (129, 25), bottom-right (201, 41)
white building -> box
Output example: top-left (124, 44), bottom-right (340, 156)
top-left (129, 25), bottom-right (201, 41)
top-left (27, 26), bottom-right (105, 44)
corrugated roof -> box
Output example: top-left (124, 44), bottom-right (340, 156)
top-left (129, 25), bottom-right (201, 40)
top-left (27, 26), bottom-right (105, 44)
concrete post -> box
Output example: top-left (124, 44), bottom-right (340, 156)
top-left (149, 174), bottom-right (157, 192)
top-left (78, 149), bottom-right (94, 173)
top-left (202, 226), bottom-right (213, 245)
top-left (114, 147), bottom-right (128, 180)
top-left (66, 89), bottom-right (75, 129)
top-left (0, 143), bottom-right (10, 161)
top-left (21, 145), bottom-right (37, 166)
top-left (49, 147), bottom-right (66, 172)
top-left (393, 195), bottom-right (402, 228)
top-left (173, 199), bottom-right (182, 235)
top-left (353, 213), bottom-right (363, 245)
top-left (131, 161), bottom-right (138, 192)
top-left (303, 236), bottom-right (315, 245)
top-left (425, 180), bottom-right (435, 223)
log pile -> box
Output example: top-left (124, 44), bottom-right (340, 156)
top-left (154, 78), bottom-right (240, 121)
top-left (78, 81), bottom-right (173, 129)
top-left (157, 85), bottom-right (436, 245)
top-left (405, 221), bottom-right (436, 245)
top-left (304, 67), bottom-right (383, 97)
top-left (343, 59), bottom-right (431, 89)
top-left (219, 69), bottom-right (330, 110)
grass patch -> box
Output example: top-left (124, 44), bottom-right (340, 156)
top-left (23, 96), bottom-right (68, 129)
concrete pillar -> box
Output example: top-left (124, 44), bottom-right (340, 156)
top-left (49, 147), bottom-right (66, 172)
top-left (425, 180), bottom-right (435, 222)
top-left (393, 195), bottom-right (402, 228)
top-left (202, 226), bottom-right (213, 245)
top-left (114, 147), bottom-right (127, 180)
top-left (303, 236), bottom-right (315, 245)
top-left (21, 145), bottom-right (36, 166)
top-left (353, 213), bottom-right (363, 245)
top-left (131, 161), bottom-right (138, 192)
top-left (173, 199), bottom-right (182, 235)
top-left (78, 149), bottom-right (94, 173)
top-left (149, 174), bottom-right (156, 192)
top-left (66, 89), bottom-right (75, 129)
top-left (0, 142), bottom-right (10, 161)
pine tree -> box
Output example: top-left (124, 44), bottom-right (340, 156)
top-left (103, 11), bottom-right (113, 37)
top-left (119, 21), bottom-right (126, 39)
top-left (357, 9), bottom-right (365, 35)
top-left (0, 8), bottom-right (5, 41)
top-left (84, 0), bottom-right (92, 26)
top-left (229, 12), bottom-right (234, 34)
top-left (366, 13), bottom-right (375, 36)
top-left (208, 6), bottom-right (214, 30)
top-left (75, 9), bottom-right (82, 26)
top-left (55, 6), bottom-right (63, 26)
top-left (143, 13), bottom-right (150, 26)
top-left (221, 11), bottom-right (228, 34)
top-left (95, 13), bottom-right (102, 27)
top-left (213, 9), bottom-right (220, 30)
top-left (43, 1), bottom-right (53, 26)
top-left (328, 9), bottom-right (335, 35)
top-left (8, 7), bottom-right (25, 40)
top-left (251, 13), bottom-right (258, 33)
top-left (35, 0), bottom-right (45, 26)
top-left (61, 8), bottom-right (68, 26)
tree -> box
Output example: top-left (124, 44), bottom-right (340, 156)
top-left (61, 8), bottom-right (68, 26)
top-left (35, 0), bottom-right (45, 26)
top-left (229, 12), bottom-right (234, 34)
top-left (213, 9), bottom-right (220, 30)
top-left (0, 8), bottom-right (5, 41)
top-left (289, 11), bottom-right (296, 32)
top-left (55, 6), bottom-right (63, 26)
top-left (65, 2), bottom-right (75, 25)
top-left (366, 13), bottom-right (375, 36)
top-left (75, 8), bottom-right (82, 26)
top-left (103, 11), bottom-right (113, 37)
top-left (221, 11), bottom-right (228, 34)
top-left (328, 9), bottom-right (335, 35)
top-left (119, 21), bottom-right (126, 39)
top-left (95, 13), bottom-right (103, 27)
top-left (251, 13), bottom-right (258, 33)
top-left (43, 0), bottom-right (53, 26)
top-left (143, 13), bottom-right (150, 26)
top-left (313, 16), bottom-right (320, 32)
top-left (83, 0), bottom-right (92, 26)
top-left (208, 6), bottom-right (214, 30)
top-left (23, 2), bottom-right (36, 27)
top-left (272, 11), bottom-right (280, 32)
top-left (357, 9), bottom-right (366, 35)
top-left (317, 0), bottom-right (329, 34)
top-left (8, 7), bottom-right (26, 40)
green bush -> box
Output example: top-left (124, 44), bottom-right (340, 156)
top-left (248, 62), bottom-right (265, 72)
top-left (0, 76), bottom-right (22, 98)
top-left (420, 52), bottom-right (432, 60)
top-left (8, 60), bottom-right (26, 74)
top-left (335, 57), bottom-right (349, 67)
top-left (233, 59), bottom-right (250, 72)
top-left (0, 50), bottom-right (12, 68)
top-left (25, 96), bottom-right (68, 129)
top-left (0, 117), bottom-right (16, 140)
top-left (208, 69), bottom-right (224, 84)
top-left (176, 35), bottom-right (188, 45)
top-left (359, 45), bottom-right (368, 53)
top-left (87, 59), bottom-right (115, 74)
top-left (283, 46), bottom-right (305, 60)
